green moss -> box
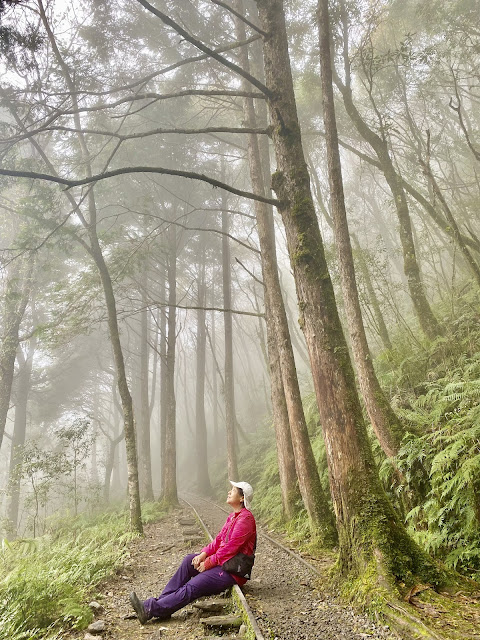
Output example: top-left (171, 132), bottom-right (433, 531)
top-left (291, 195), bottom-right (314, 219)
top-left (337, 468), bottom-right (450, 598)
top-left (275, 120), bottom-right (301, 148)
top-left (271, 170), bottom-right (284, 194)
top-left (231, 589), bottom-right (257, 640)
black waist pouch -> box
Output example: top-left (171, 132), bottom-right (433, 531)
top-left (222, 553), bottom-right (255, 579)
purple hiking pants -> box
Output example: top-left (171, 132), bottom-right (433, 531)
top-left (143, 553), bottom-right (236, 619)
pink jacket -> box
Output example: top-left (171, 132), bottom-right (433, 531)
top-left (201, 508), bottom-right (256, 585)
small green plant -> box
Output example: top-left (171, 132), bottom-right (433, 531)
top-left (0, 508), bottom-right (139, 639)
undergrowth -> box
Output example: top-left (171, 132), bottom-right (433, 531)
top-left (0, 501), bottom-right (166, 640)
top-left (215, 287), bottom-right (480, 583)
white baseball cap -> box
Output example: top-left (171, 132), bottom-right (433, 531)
top-left (229, 480), bottom-right (253, 509)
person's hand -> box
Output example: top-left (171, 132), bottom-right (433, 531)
top-left (198, 561), bottom-right (206, 572)
top-left (192, 552), bottom-right (206, 569)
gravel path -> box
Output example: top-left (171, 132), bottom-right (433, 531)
top-left (66, 507), bottom-right (235, 640)
top-left (185, 494), bottom-right (398, 640)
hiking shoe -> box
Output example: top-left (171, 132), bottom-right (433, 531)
top-left (129, 591), bottom-right (149, 624)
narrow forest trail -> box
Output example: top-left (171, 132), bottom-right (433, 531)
top-left (66, 501), bottom-right (480, 640)
top-left (65, 502), bottom-right (396, 640)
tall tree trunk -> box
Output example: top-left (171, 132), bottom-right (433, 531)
top-left (195, 232), bottom-right (213, 495)
top-left (6, 336), bottom-right (35, 538)
top-left (90, 385), bottom-right (99, 487)
top-left (161, 228), bottom-right (178, 506)
top-left (159, 263), bottom-right (168, 495)
top-left (419, 137), bottom-right (480, 287)
top-left (235, 0), bottom-right (333, 535)
top-left (89, 236), bottom-right (143, 531)
top-left (104, 429), bottom-right (125, 504)
top-left (221, 177), bottom-right (239, 481)
top-left (255, 0), bottom-right (440, 584)
top-left (210, 286), bottom-right (219, 453)
top-left (104, 379), bottom-right (124, 503)
top-left (0, 254), bottom-right (33, 452)
top-left (140, 279), bottom-right (154, 501)
top-left (316, 0), bottom-right (404, 460)
top-left (38, 0), bottom-right (143, 532)
top-left (329, 7), bottom-right (440, 339)
top-left (352, 235), bottom-right (393, 352)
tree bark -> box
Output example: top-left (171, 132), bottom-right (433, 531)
top-left (235, 0), bottom-right (333, 534)
top-left (254, 0), bottom-right (440, 584)
top-left (195, 232), bottom-right (213, 495)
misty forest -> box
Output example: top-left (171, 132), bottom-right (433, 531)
top-left (1, 0), bottom-right (480, 638)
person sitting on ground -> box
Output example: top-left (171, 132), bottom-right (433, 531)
top-left (129, 480), bottom-right (256, 624)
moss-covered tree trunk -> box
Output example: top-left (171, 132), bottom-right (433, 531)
top-left (255, 0), bottom-right (441, 585)
top-left (315, 0), bottom-right (404, 460)
top-left (234, 0), bottom-right (335, 538)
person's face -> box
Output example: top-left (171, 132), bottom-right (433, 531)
top-left (226, 486), bottom-right (243, 508)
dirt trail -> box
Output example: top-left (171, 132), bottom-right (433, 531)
top-left (68, 508), bottom-right (220, 640)
top-left (67, 501), bottom-right (480, 640)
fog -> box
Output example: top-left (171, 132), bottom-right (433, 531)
top-left (1, 0), bottom-right (478, 541)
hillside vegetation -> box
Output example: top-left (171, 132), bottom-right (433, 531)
top-left (229, 289), bottom-right (480, 579)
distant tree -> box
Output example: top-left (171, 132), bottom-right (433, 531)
top-left (56, 417), bottom-right (94, 517)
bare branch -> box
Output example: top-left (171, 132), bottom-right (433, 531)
top-left (9, 35), bottom-right (262, 100)
top-left (139, 212), bottom-right (261, 254)
top-left (235, 257), bottom-right (264, 286)
top-left (134, 0), bottom-right (272, 97)
top-left (152, 302), bottom-right (264, 318)
top-left (39, 124), bottom-right (270, 141)
top-left (41, 88), bottom-right (266, 116)
top-left (0, 166), bottom-right (280, 207)
top-left (211, 0), bottom-right (268, 37)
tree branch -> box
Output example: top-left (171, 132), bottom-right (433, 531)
top-left (122, 302), bottom-right (264, 318)
top-left (0, 166), bottom-right (280, 207)
top-left (235, 257), bottom-right (264, 286)
top-left (140, 213), bottom-right (261, 254)
top-left (41, 124), bottom-right (270, 141)
top-left (41, 88), bottom-right (266, 116)
top-left (134, 0), bottom-right (272, 97)
top-left (9, 35), bottom-right (262, 100)
top-left (211, 0), bottom-right (268, 37)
